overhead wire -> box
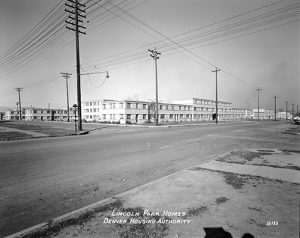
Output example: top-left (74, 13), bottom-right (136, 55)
top-left (1, 0), bottom-right (298, 105)
top-left (81, 0), bottom-right (298, 93)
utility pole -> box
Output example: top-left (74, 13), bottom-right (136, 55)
top-left (15, 88), bottom-right (23, 120)
top-left (256, 88), bottom-right (262, 121)
top-left (212, 67), bottom-right (220, 124)
top-left (273, 95), bottom-right (277, 121)
top-left (61, 72), bottom-right (72, 122)
top-left (292, 104), bottom-right (295, 117)
top-left (65, 0), bottom-right (86, 131)
top-left (286, 101), bottom-right (288, 120)
top-left (148, 48), bottom-right (161, 126)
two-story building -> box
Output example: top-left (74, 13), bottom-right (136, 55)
top-left (82, 98), bottom-right (247, 124)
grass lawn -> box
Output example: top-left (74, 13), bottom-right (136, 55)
top-left (0, 131), bottom-right (33, 141)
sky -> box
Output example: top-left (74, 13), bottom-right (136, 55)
top-left (0, 0), bottom-right (299, 111)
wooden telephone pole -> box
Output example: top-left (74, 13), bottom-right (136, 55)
top-left (65, 0), bottom-right (86, 130)
top-left (15, 88), bottom-right (23, 120)
top-left (212, 67), bottom-right (220, 124)
top-left (61, 72), bottom-right (72, 122)
top-left (148, 48), bottom-right (161, 126)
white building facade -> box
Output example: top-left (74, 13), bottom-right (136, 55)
top-left (5, 107), bottom-right (76, 121)
top-left (251, 109), bottom-right (275, 120)
top-left (82, 98), bottom-right (247, 124)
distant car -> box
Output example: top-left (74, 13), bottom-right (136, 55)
top-left (293, 116), bottom-right (300, 125)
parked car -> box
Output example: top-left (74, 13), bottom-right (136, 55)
top-left (293, 116), bottom-right (300, 125)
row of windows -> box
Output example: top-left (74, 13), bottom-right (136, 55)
top-left (84, 102), bottom-right (124, 109)
top-left (84, 100), bottom-right (232, 108)
top-left (84, 106), bottom-right (241, 113)
top-left (9, 110), bottom-right (69, 115)
top-left (84, 112), bottom-right (246, 120)
top-left (194, 99), bottom-right (231, 107)
top-left (25, 110), bottom-right (68, 114)
top-left (85, 101), bottom-right (100, 106)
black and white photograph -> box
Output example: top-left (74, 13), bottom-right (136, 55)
top-left (0, 0), bottom-right (299, 237)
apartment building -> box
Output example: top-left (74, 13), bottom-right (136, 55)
top-left (4, 108), bottom-right (26, 120)
top-left (277, 111), bottom-right (293, 120)
top-left (5, 107), bottom-right (76, 121)
top-left (82, 98), bottom-right (246, 124)
top-left (252, 109), bottom-right (275, 120)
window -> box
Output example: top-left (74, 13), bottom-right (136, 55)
top-left (170, 114), bottom-right (173, 119)
top-left (120, 103), bottom-right (123, 109)
top-left (143, 114), bottom-right (147, 119)
top-left (103, 104), bottom-right (106, 109)
top-left (143, 104), bottom-right (147, 109)
top-left (136, 103), bottom-right (139, 109)
top-left (160, 105), bottom-right (163, 110)
top-left (127, 114), bottom-right (131, 120)
top-left (127, 103), bottom-right (131, 109)
top-left (93, 108), bottom-right (96, 112)
top-left (172, 106), bottom-right (174, 110)
top-left (93, 102), bottom-right (96, 106)
top-left (103, 114), bottom-right (106, 119)
top-left (120, 114), bottom-right (124, 119)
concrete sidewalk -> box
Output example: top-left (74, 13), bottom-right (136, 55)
top-left (6, 149), bottom-right (300, 238)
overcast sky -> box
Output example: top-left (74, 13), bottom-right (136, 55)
top-left (0, 0), bottom-right (299, 111)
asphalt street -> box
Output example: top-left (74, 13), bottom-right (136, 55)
top-left (0, 121), bottom-right (298, 237)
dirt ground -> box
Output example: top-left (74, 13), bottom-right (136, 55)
top-left (31, 149), bottom-right (299, 238)
top-left (41, 169), bottom-right (298, 238)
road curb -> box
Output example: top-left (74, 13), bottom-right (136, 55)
top-left (4, 196), bottom-right (116, 238)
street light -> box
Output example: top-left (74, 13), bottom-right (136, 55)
top-left (76, 70), bottom-right (109, 131)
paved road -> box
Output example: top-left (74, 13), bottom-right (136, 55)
top-left (0, 121), bottom-right (298, 237)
